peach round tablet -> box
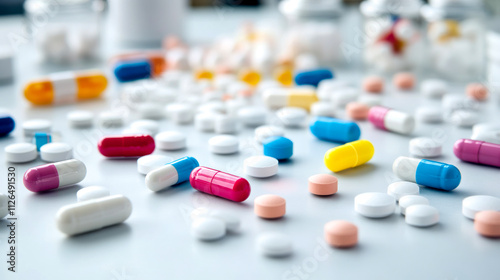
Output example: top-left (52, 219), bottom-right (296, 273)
top-left (393, 72), bottom-right (415, 90)
top-left (324, 220), bottom-right (358, 248)
top-left (308, 174), bottom-right (338, 196)
top-left (346, 102), bottom-right (370, 120)
top-left (362, 76), bottom-right (384, 93)
top-left (474, 211), bottom-right (500, 238)
top-left (466, 83), bottom-right (489, 101)
top-left (254, 194), bottom-right (286, 219)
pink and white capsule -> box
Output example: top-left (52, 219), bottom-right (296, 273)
top-left (23, 159), bottom-right (86, 192)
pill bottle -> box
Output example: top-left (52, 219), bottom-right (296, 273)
top-left (24, 0), bottom-right (105, 64)
top-left (421, 0), bottom-right (487, 81)
top-left (360, 0), bottom-right (424, 74)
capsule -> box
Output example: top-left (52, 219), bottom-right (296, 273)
top-left (263, 88), bottom-right (319, 111)
top-left (392, 156), bottom-right (461, 191)
top-left (33, 132), bottom-right (52, 151)
top-left (23, 159), bottom-right (86, 192)
top-left (0, 113), bottom-right (15, 137)
top-left (145, 156), bottom-right (199, 192)
top-left (294, 68), bottom-right (334, 87)
top-left (454, 139), bottom-right (500, 168)
top-left (368, 106), bottom-right (415, 134)
top-left (190, 167), bottom-right (251, 202)
top-left (98, 135), bottom-right (155, 157)
top-left (113, 53), bottom-right (166, 82)
top-left (56, 195), bottom-right (132, 236)
top-left (310, 117), bottom-right (361, 144)
top-left (324, 140), bottom-right (374, 172)
top-left (23, 70), bottom-right (107, 105)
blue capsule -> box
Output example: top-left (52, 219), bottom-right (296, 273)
top-left (310, 117), bottom-right (361, 144)
top-left (294, 69), bottom-right (334, 87)
top-left (169, 156), bottom-right (200, 183)
top-left (114, 60), bottom-right (152, 82)
top-left (0, 114), bottom-right (15, 137)
top-left (33, 132), bottom-right (52, 151)
top-left (263, 136), bottom-right (293, 160)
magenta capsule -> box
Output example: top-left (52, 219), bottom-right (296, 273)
top-left (23, 159), bottom-right (87, 192)
top-left (190, 167), bottom-right (251, 202)
top-left (454, 139), bottom-right (500, 167)
top-left (98, 135), bottom-right (155, 157)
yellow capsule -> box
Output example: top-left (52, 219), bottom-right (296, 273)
top-left (274, 67), bottom-right (294, 86)
top-left (264, 87), bottom-right (318, 111)
top-left (24, 70), bottom-right (107, 106)
top-left (239, 69), bottom-right (261, 87)
top-left (324, 140), bottom-right (374, 172)
top-left (195, 69), bottom-right (214, 80)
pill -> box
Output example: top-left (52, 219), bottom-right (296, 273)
top-left (254, 194), bottom-right (286, 219)
top-left (276, 107), bottom-right (307, 127)
top-left (263, 136), bottom-right (293, 160)
top-left (362, 76), bottom-right (384, 93)
top-left (324, 139), bottom-right (374, 172)
top-left (472, 123), bottom-right (500, 136)
top-left (310, 102), bottom-right (335, 117)
top-left (166, 103), bottom-right (194, 124)
top-left (308, 174), bottom-right (338, 196)
top-left (23, 159), bottom-right (86, 192)
top-left (409, 137), bottom-right (442, 158)
top-left (56, 195), bottom-right (132, 236)
top-left (421, 79), bottom-right (447, 98)
top-left (294, 68), bottom-right (334, 87)
top-left (310, 117), bottom-right (361, 143)
top-left (256, 232), bottom-right (293, 257)
top-left (214, 114), bottom-right (238, 134)
top-left (190, 167), bottom-right (251, 202)
top-left (137, 154), bottom-right (174, 175)
top-left (471, 129), bottom-right (500, 145)
top-left (357, 94), bottom-right (382, 107)
top-left (98, 135), bottom-right (155, 157)
top-left (317, 79), bottom-right (350, 100)
top-left (324, 220), bottom-right (358, 248)
top-left (355, 192), bottom-right (396, 218)
top-left (393, 72), bottom-right (415, 90)
top-left (155, 131), bottom-right (186, 151)
top-left (0, 193), bottom-right (7, 219)
top-left (5, 143), bottom-right (38, 163)
top-left (387, 181), bottom-right (419, 201)
top-left (40, 142), bottom-right (73, 162)
top-left (24, 70), bottom-right (107, 105)
top-left (130, 120), bottom-right (159, 136)
top-left (466, 83), bottom-right (488, 101)
top-left (393, 156), bottom-right (461, 191)
top-left (195, 113), bottom-right (218, 132)
top-left (331, 87), bottom-right (359, 107)
top-left (274, 66), bottom-right (293, 86)
top-left (450, 110), bottom-right (479, 127)
top-left (145, 156), bottom-right (199, 192)
top-left (191, 217), bottom-right (226, 241)
top-left (244, 155), bottom-right (278, 178)
top-left (0, 113), bottom-right (15, 137)
top-left (113, 60), bottom-right (152, 82)
top-left (76, 186), bottom-right (110, 202)
top-left (474, 211), bottom-right (500, 238)
top-left (263, 87), bottom-right (318, 111)
top-left (136, 103), bottom-right (165, 120)
top-left (209, 135), bottom-right (239, 154)
top-left (399, 195), bottom-right (429, 216)
top-left (98, 111), bottom-right (125, 128)
top-left (23, 119), bottom-right (52, 137)
top-left (254, 125), bottom-right (285, 144)
top-left (368, 106), bottom-right (415, 134)
top-left (195, 69), bottom-right (214, 80)
top-left (67, 110), bottom-right (94, 128)
top-left (346, 102), bottom-right (370, 120)
top-left (405, 205), bottom-right (439, 227)
top-left (462, 195), bottom-right (500, 220)
top-left (239, 69), bottom-right (261, 86)
top-left (209, 210), bottom-right (241, 232)
top-left (415, 106), bottom-right (443, 123)
top-left (238, 107), bottom-right (267, 127)
top-left (454, 139), bottom-right (500, 167)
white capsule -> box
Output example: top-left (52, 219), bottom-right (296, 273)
top-left (355, 192), bottom-right (396, 218)
top-left (387, 181), bottom-right (420, 201)
top-left (256, 232), bottom-right (293, 257)
top-left (399, 195), bottom-right (429, 216)
top-left (421, 79), bottom-right (447, 98)
top-left (5, 143), bottom-right (38, 163)
top-left (244, 156), bottom-right (278, 178)
top-left (409, 137), bottom-right (442, 158)
top-left (191, 217), bottom-right (226, 241)
top-left (462, 195), bottom-right (500, 220)
top-left (130, 120), bottom-right (159, 136)
top-left (23, 119), bottom-right (52, 137)
top-left (0, 193), bottom-right (8, 219)
top-left (137, 155), bottom-right (174, 175)
top-left (276, 107), bottom-right (308, 127)
top-left (254, 125), bottom-right (285, 143)
top-left (155, 131), bottom-right (186, 151)
top-left (214, 114), bottom-right (238, 134)
top-left (209, 135), bottom-right (239, 155)
top-left (56, 195), bottom-right (132, 236)
top-left (76, 186), bottom-right (110, 202)
top-left (67, 110), bottom-right (94, 128)
top-left (238, 107), bottom-right (267, 127)
top-left (415, 106), bottom-right (443, 123)
top-left (405, 205), bottom-right (439, 227)
top-left (40, 142), bottom-right (73, 162)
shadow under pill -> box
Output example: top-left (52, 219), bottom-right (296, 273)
top-left (335, 163), bottom-right (377, 177)
top-left (60, 223), bottom-right (132, 247)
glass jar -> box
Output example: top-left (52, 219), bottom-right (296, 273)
top-left (421, 0), bottom-right (486, 81)
top-left (360, 0), bottom-right (424, 74)
top-left (24, 0), bottom-right (105, 64)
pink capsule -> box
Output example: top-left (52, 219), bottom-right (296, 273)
top-left (454, 139), bottom-right (500, 168)
top-left (190, 167), bottom-right (251, 202)
top-left (98, 135), bottom-right (155, 157)
top-left (23, 159), bottom-right (87, 192)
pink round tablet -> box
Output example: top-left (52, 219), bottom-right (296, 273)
top-left (324, 220), bottom-right (358, 248)
top-left (254, 194), bottom-right (286, 219)
top-left (362, 76), bottom-right (384, 93)
top-left (474, 211), bottom-right (500, 238)
top-left (308, 174), bottom-right (338, 196)
top-left (393, 72), bottom-right (415, 90)
top-left (466, 83), bottom-right (489, 101)
top-left (346, 102), bottom-right (370, 121)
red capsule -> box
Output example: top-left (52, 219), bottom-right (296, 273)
top-left (190, 167), bottom-right (251, 202)
top-left (98, 135), bottom-right (155, 157)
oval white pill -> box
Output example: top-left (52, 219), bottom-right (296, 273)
top-left (276, 107), bottom-right (308, 127)
top-left (399, 195), bottom-right (429, 216)
top-left (256, 232), bottom-right (293, 257)
top-left (209, 135), bottom-right (239, 155)
top-left (254, 125), bottom-right (284, 143)
top-left (209, 210), bottom-right (241, 232)
top-left (387, 181), bottom-right (420, 201)
top-left (462, 195), bottom-right (500, 220)
top-left (238, 107), bottom-right (267, 127)
top-left (409, 137), bottom-right (442, 158)
top-left (0, 193), bottom-right (7, 219)
top-left (155, 131), bottom-right (186, 150)
top-left (76, 186), bottom-right (110, 202)
top-left (405, 205), bottom-right (439, 227)
top-left (244, 155), bottom-right (278, 178)
top-left (451, 110), bottom-right (479, 127)
top-left (357, 94), bottom-right (382, 107)
top-left (5, 143), bottom-right (38, 163)
top-left (415, 107), bottom-right (443, 123)
top-left (195, 113), bottom-right (218, 132)
top-left (130, 120), bottom-right (159, 136)
top-left (355, 192), bottom-right (396, 218)
top-left (136, 103), bottom-right (164, 120)
top-left (98, 111), bottom-right (124, 128)
top-left (137, 155), bottom-right (174, 175)
top-left (214, 114), bottom-right (238, 134)
top-left (67, 110), bottom-right (94, 128)
top-left (40, 143), bottom-right (73, 162)
top-left (191, 217), bottom-right (226, 241)
top-left (310, 102), bottom-right (335, 117)
top-left (166, 103), bottom-right (194, 124)
top-left (421, 79), bottom-right (447, 98)
top-left (23, 119), bottom-right (52, 137)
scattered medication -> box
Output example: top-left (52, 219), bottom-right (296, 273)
top-left (195, 113), bottom-right (218, 132)
top-left (256, 232), bottom-right (293, 257)
top-left (24, 159), bottom-right (86, 192)
top-left (5, 143), bottom-right (38, 163)
top-left (387, 181), bottom-right (419, 201)
top-left (472, 123), bottom-right (500, 144)
top-left (0, 113), bottom-right (15, 137)
top-left (405, 205), bottom-right (439, 227)
top-left (450, 110), bottom-right (479, 127)
top-left (98, 111), bottom-right (125, 128)
top-left (421, 79), bottom-right (447, 98)
top-left (214, 115), bottom-right (238, 134)
top-left (324, 220), bottom-right (358, 248)
top-left (474, 211), bottom-right (500, 238)
top-left (454, 139), bottom-right (500, 168)
top-left (98, 135), bottom-right (155, 157)
top-left (308, 174), bottom-right (338, 196)
top-left (324, 140), bottom-right (374, 172)
top-left (310, 117), bottom-right (361, 144)
top-left (409, 137), bottom-right (442, 158)
top-left (346, 102), bottom-right (370, 120)
top-left (130, 120), bottom-right (159, 136)
top-left (362, 76), bottom-right (384, 93)
top-left (190, 167), bottom-right (251, 202)
top-left (146, 156), bottom-right (199, 192)
top-left (276, 107), bottom-right (307, 127)
top-left (310, 102), bottom-right (335, 117)
top-left (466, 83), bottom-right (488, 101)
top-left (209, 135), bottom-right (239, 155)
top-left (33, 132), bottom-right (52, 151)
top-left (166, 103), bottom-right (194, 124)
top-left (155, 131), bottom-right (186, 151)
top-left (238, 107), bottom-right (267, 127)
top-left (76, 186), bottom-right (110, 202)
top-left (393, 72), bottom-right (416, 90)
top-left (254, 194), bottom-right (286, 219)
top-left (263, 136), bottom-right (293, 160)
top-left (462, 195), bottom-right (500, 220)
top-left (244, 156), bottom-right (279, 178)
top-left (191, 217), bottom-right (226, 241)
top-left (0, 193), bottom-right (7, 219)
top-left (415, 106), bottom-right (443, 123)
top-left (399, 195), bottom-right (429, 216)
top-left (263, 87), bottom-right (318, 111)
top-left (136, 103), bottom-right (165, 120)
top-left (137, 155), bottom-right (174, 175)
top-left (113, 54), bottom-right (165, 82)
top-left (368, 106), bottom-right (415, 135)
top-left (254, 125), bottom-right (285, 144)
top-left (67, 110), bottom-right (94, 128)
top-left (294, 68), bottom-right (334, 87)
top-left (355, 192), bottom-right (396, 218)
top-left (40, 142), bottom-right (73, 162)
top-left (23, 119), bottom-right (52, 138)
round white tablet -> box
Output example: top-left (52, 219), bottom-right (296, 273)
top-left (399, 195), bottom-right (429, 216)
top-left (209, 210), bottom-right (241, 232)
top-left (98, 111), bottom-right (124, 128)
top-left (387, 181), bottom-right (420, 201)
top-left (130, 120), bottom-right (159, 136)
top-left (214, 114), bottom-right (238, 134)
top-left (409, 137), bottom-right (442, 158)
top-left (155, 131), bottom-right (186, 151)
top-left (462, 195), bottom-right (500, 220)
top-left (76, 186), bottom-right (110, 202)
top-left (136, 103), bottom-right (165, 120)
top-left (40, 143), bottom-right (73, 162)
top-left (23, 119), bottom-right (52, 137)
top-left (256, 232), bottom-right (293, 257)
top-left (0, 193), bottom-right (8, 219)
top-left (405, 205), bottom-right (439, 227)
top-left (254, 125), bottom-right (284, 143)
top-left (137, 155), bottom-right (174, 175)
top-left (355, 192), bottom-right (396, 218)
top-left (5, 143), bottom-right (38, 163)
top-left (195, 113), bottom-right (218, 132)
top-left (238, 107), bottom-right (267, 127)
top-left (415, 107), bottom-right (443, 123)
top-left (191, 217), bottom-right (226, 241)
top-left (310, 102), bottom-right (336, 117)
top-left (67, 110), bottom-right (94, 128)
top-left (276, 107), bottom-right (308, 127)
top-left (421, 79), bottom-right (447, 98)
top-left (450, 110), bottom-right (479, 127)
top-left (244, 156), bottom-right (278, 178)
top-left (209, 135), bottom-right (239, 155)
top-left (166, 103), bottom-right (194, 124)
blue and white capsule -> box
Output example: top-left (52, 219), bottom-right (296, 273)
top-left (33, 132), bottom-right (52, 151)
top-left (294, 68), bottom-right (334, 87)
top-left (0, 113), bottom-right (15, 137)
top-left (310, 117), bottom-right (361, 144)
top-left (393, 156), bottom-right (461, 191)
top-left (145, 156), bottom-right (199, 192)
